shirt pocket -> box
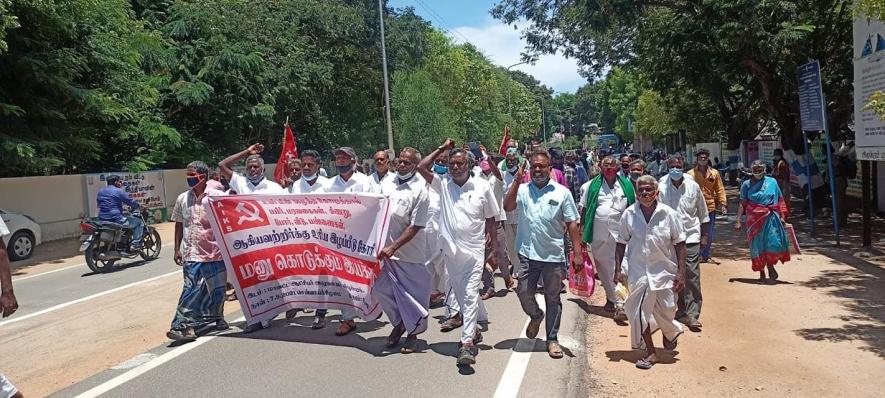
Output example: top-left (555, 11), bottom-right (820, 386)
top-left (392, 198), bottom-right (411, 220)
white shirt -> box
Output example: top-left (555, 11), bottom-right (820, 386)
top-left (229, 173), bottom-right (285, 194)
top-left (327, 172), bottom-right (378, 194)
top-left (478, 171), bottom-right (506, 222)
top-left (617, 202), bottom-right (686, 291)
top-left (372, 171), bottom-right (396, 190)
top-left (382, 176), bottom-right (431, 263)
top-left (578, 181), bottom-right (591, 212)
top-left (592, 178), bottom-right (629, 242)
top-left (658, 176), bottom-right (710, 244)
top-left (502, 170), bottom-right (520, 225)
top-left (288, 175), bottom-right (330, 194)
top-left (430, 174), bottom-right (499, 260)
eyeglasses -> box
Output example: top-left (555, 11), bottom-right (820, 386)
top-left (374, 158), bottom-right (387, 163)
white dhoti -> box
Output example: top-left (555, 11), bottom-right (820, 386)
top-left (444, 251), bottom-right (486, 343)
top-left (426, 222), bottom-right (447, 294)
top-left (503, 223), bottom-right (519, 270)
top-left (625, 276), bottom-right (683, 350)
top-left (372, 259), bottom-right (432, 335)
top-left (591, 236), bottom-right (625, 306)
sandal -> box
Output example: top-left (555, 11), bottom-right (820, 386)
top-left (547, 341), bottom-right (564, 359)
top-left (335, 320), bottom-right (357, 336)
top-left (401, 335), bottom-right (418, 354)
top-left (635, 358), bottom-right (654, 370)
top-left (312, 316), bottom-right (326, 330)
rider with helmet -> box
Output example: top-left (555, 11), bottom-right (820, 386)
top-left (96, 175), bottom-right (143, 251)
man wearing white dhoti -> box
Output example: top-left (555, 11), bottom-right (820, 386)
top-left (614, 175), bottom-right (687, 370)
top-left (418, 138), bottom-right (500, 366)
top-left (374, 147), bottom-right (432, 354)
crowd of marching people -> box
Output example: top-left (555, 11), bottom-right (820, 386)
top-left (162, 136), bottom-right (793, 370)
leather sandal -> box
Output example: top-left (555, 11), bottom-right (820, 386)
top-left (547, 341), bottom-right (564, 359)
top-left (335, 320), bottom-right (357, 336)
top-left (385, 323), bottom-right (406, 347)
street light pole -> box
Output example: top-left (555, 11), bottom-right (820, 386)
top-left (505, 61), bottom-right (528, 127)
top-left (378, 0), bottom-right (394, 152)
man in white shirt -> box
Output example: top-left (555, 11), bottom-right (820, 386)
top-left (658, 155), bottom-right (708, 332)
top-left (418, 139), bottom-right (500, 366)
top-left (580, 156), bottom-right (634, 322)
top-left (371, 150), bottom-right (396, 189)
top-left (615, 175), bottom-right (687, 370)
top-left (501, 149), bottom-right (522, 282)
top-left (426, 150), bottom-right (448, 307)
top-left (287, 150), bottom-right (330, 194)
top-left (218, 143), bottom-right (285, 195)
top-left (324, 146), bottom-right (379, 336)
top-left (373, 147), bottom-right (431, 354)
top-left (477, 153), bottom-right (512, 299)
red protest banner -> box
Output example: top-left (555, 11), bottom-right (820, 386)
top-left (205, 193), bottom-right (391, 324)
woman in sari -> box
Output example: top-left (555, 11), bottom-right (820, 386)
top-left (734, 160), bottom-right (790, 281)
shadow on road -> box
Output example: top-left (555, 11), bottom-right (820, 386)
top-left (604, 349), bottom-right (680, 365)
top-left (492, 338), bottom-right (575, 358)
top-left (727, 277), bottom-right (793, 285)
top-left (78, 259), bottom-right (153, 277)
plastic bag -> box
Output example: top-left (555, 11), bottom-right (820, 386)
top-left (568, 249), bottom-right (596, 297)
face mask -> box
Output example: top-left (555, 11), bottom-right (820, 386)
top-left (336, 164), bottom-right (353, 174)
top-left (602, 168), bottom-right (618, 179)
top-left (531, 174), bottom-right (550, 185)
top-left (186, 176), bottom-right (203, 188)
top-left (480, 160), bottom-right (491, 172)
top-left (302, 173), bottom-right (317, 182)
top-left (697, 159), bottom-right (708, 166)
top-left (753, 172), bottom-right (765, 179)
top-left (247, 174), bottom-right (265, 185)
top-left (433, 163), bottom-right (448, 175)
top-left (621, 164), bottom-right (630, 171)
top-left (630, 172), bottom-right (642, 181)
top-left (669, 168), bottom-right (684, 181)
top-left (638, 191), bottom-right (658, 206)
top-left (507, 166), bottom-right (518, 174)
top-left (397, 170), bottom-right (415, 182)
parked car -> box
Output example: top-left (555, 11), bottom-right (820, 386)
top-left (0, 209), bottom-right (42, 261)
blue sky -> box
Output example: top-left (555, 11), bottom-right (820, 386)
top-left (388, 0), bottom-right (586, 93)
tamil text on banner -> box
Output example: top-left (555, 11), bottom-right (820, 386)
top-left (85, 171), bottom-right (168, 221)
top-left (206, 193), bottom-right (390, 324)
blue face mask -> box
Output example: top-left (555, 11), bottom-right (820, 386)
top-left (247, 175), bottom-right (264, 185)
top-left (336, 164), bottom-right (353, 174)
top-left (186, 176), bottom-right (203, 188)
top-left (669, 168), bottom-right (683, 181)
top-left (433, 163), bottom-right (448, 175)
top-left (302, 173), bottom-right (317, 182)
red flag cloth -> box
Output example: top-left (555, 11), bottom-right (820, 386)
top-left (499, 126), bottom-right (511, 155)
top-left (274, 124), bottom-right (299, 183)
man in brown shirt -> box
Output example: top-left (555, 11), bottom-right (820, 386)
top-left (687, 149), bottom-right (727, 264)
top-left (771, 149), bottom-right (791, 211)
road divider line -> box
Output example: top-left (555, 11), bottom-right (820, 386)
top-left (12, 243), bottom-right (173, 282)
top-left (75, 317), bottom-right (245, 398)
top-left (0, 270), bottom-right (180, 327)
top-left (493, 297), bottom-right (546, 398)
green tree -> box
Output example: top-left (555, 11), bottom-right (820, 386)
top-left (634, 90), bottom-right (674, 142)
top-left (391, 69), bottom-right (459, 153)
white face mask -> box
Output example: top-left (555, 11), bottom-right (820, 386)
top-left (753, 172), bottom-right (765, 178)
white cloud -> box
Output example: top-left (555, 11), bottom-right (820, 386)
top-left (451, 21), bottom-right (586, 93)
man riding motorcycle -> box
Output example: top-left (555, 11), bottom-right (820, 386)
top-left (96, 175), bottom-right (143, 252)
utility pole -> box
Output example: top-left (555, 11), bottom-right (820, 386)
top-left (378, 0), bottom-right (394, 152)
top-left (505, 61), bottom-right (528, 127)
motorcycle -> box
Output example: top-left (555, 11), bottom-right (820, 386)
top-left (78, 209), bottom-right (162, 273)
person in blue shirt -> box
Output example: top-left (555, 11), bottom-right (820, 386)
top-left (96, 175), bottom-right (143, 250)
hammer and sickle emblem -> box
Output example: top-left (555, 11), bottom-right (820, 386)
top-left (235, 201), bottom-right (263, 225)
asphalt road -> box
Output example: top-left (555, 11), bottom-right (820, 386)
top-left (1, 236), bottom-right (591, 398)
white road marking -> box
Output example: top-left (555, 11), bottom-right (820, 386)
top-left (12, 243), bottom-right (172, 282)
top-left (0, 270), bottom-right (180, 327)
top-left (493, 297), bottom-right (547, 398)
top-left (75, 317), bottom-right (245, 398)
top-left (111, 353), bottom-right (157, 370)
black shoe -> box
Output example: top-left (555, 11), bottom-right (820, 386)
top-left (457, 344), bottom-right (477, 365)
top-left (603, 300), bottom-right (616, 313)
top-left (241, 322), bottom-right (265, 334)
top-left (216, 320), bottom-right (230, 331)
top-left (167, 327), bottom-right (197, 342)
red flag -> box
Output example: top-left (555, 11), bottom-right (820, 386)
top-left (499, 126), bottom-right (511, 155)
top-left (274, 124), bottom-right (299, 183)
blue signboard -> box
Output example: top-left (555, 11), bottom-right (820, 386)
top-left (797, 61), bottom-right (826, 131)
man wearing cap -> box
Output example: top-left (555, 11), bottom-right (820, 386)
top-left (320, 146), bottom-right (379, 336)
top-left (418, 138), bottom-right (500, 366)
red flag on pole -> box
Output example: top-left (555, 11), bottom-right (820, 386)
top-left (274, 123), bottom-right (299, 183)
top-left (499, 126), bottom-right (511, 155)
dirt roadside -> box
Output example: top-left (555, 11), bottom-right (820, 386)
top-left (578, 199), bottom-right (885, 397)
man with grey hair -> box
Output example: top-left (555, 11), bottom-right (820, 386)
top-left (167, 161), bottom-right (229, 342)
top-left (218, 143), bottom-right (285, 195)
top-left (374, 147), bottom-right (432, 353)
top-left (658, 154), bottom-right (709, 332)
top-left (371, 149), bottom-right (396, 189)
top-left (615, 174), bottom-right (687, 369)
